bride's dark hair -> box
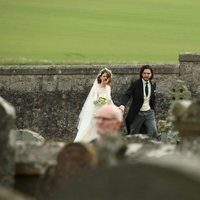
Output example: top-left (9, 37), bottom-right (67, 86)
top-left (97, 68), bottom-right (112, 84)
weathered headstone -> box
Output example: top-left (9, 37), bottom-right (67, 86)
top-left (16, 129), bottom-right (45, 144)
top-left (170, 80), bottom-right (191, 101)
top-left (0, 96), bottom-right (16, 187)
top-left (48, 161), bottom-right (200, 200)
top-left (15, 141), bottom-right (65, 198)
top-left (158, 80), bottom-right (191, 144)
top-left (171, 100), bottom-right (200, 156)
top-left (52, 142), bottom-right (94, 184)
top-left (38, 142), bottom-right (94, 199)
top-left (171, 100), bottom-right (199, 136)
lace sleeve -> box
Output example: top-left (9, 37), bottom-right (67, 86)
top-left (106, 85), bottom-right (114, 105)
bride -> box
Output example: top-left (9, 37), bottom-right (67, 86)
top-left (74, 68), bottom-right (113, 143)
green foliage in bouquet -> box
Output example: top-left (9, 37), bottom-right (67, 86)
top-left (94, 97), bottom-right (108, 106)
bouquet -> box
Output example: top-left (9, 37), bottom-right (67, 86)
top-left (94, 96), bottom-right (108, 106)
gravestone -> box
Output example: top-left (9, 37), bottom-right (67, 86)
top-left (159, 80), bottom-right (191, 143)
top-left (170, 80), bottom-right (191, 101)
top-left (48, 161), bottom-right (200, 200)
top-left (171, 100), bottom-right (200, 156)
top-left (171, 100), bottom-right (200, 135)
top-left (0, 96), bottom-right (16, 187)
top-left (38, 142), bottom-right (94, 199)
top-left (16, 129), bottom-right (45, 145)
top-left (15, 141), bottom-right (65, 198)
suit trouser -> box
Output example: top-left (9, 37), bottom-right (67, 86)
top-left (130, 109), bottom-right (158, 139)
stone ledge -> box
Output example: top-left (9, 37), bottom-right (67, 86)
top-left (0, 64), bottom-right (179, 75)
top-left (179, 52), bottom-right (200, 62)
top-left (15, 142), bottom-right (65, 175)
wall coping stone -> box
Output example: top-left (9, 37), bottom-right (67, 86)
top-left (179, 52), bottom-right (200, 62)
top-left (0, 64), bottom-right (179, 75)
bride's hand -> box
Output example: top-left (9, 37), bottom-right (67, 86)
top-left (119, 105), bottom-right (125, 113)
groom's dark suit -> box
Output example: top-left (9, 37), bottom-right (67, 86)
top-left (120, 78), bottom-right (156, 134)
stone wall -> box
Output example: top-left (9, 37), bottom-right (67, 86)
top-left (179, 53), bottom-right (200, 98)
top-left (0, 52), bottom-right (199, 141)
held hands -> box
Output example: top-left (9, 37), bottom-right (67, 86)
top-left (119, 105), bottom-right (125, 113)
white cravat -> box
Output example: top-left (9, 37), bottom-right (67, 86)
top-left (140, 79), bottom-right (151, 111)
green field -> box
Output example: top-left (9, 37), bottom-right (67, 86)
top-left (0, 0), bottom-right (200, 64)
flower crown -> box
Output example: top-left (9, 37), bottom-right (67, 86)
top-left (98, 67), bottom-right (112, 78)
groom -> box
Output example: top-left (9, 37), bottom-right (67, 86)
top-left (119, 65), bottom-right (158, 140)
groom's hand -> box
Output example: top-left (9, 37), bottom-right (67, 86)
top-left (119, 105), bottom-right (125, 113)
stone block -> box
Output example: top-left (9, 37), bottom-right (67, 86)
top-left (42, 75), bottom-right (58, 92)
top-left (179, 52), bottom-right (200, 62)
top-left (179, 53), bottom-right (200, 98)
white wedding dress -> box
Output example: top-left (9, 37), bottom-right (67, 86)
top-left (74, 80), bottom-right (113, 143)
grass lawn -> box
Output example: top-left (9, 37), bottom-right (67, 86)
top-left (0, 0), bottom-right (200, 64)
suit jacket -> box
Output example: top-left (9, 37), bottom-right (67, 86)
top-left (120, 78), bottom-right (156, 134)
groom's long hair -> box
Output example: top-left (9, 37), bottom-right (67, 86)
top-left (139, 65), bottom-right (154, 80)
